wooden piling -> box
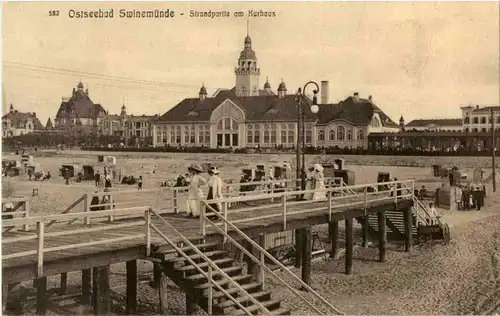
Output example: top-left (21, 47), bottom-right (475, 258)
top-left (158, 269), bottom-right (168, 314)
top-left (153, 262), bottom-right (161, 288)
top-left (403, 208), bottom-right (413, 252)
top-left (328, 220), bottom-right (339, 258)
top-left (251, 234), bottom-right (265, 279)
top-left (294, 228), bottom-right (302, 269)
top-left (60, 272), bottom-right (67, 295)
top-left (185, 293), bottom-right (197, 315)
top-left (362, 216), bottom-right (369, 248)
top-left (35, 277), bottom-right (47, 315)
top-left (92, 266), bottom-right (110, 315)
top-left (126, 260), bottom-right (137, 314)
top-left (377, 211), bottom-right (387, 262)
top-left (81, 268), bottom-right (91, 305)
top-left (301, 227), bottom-right (312, 287)
top-left (345, 217), bottom-right (354, 275)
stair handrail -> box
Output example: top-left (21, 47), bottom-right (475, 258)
top-left (400, 182), bottom-right (442, 226)
top-left (201, 202), bottom-right (345, 315)
top-left (146, 209), bottom-right (272, 315)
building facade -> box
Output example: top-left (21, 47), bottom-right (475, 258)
top-left (2, 104), bottom-right (44, 138)
top-left (462, 105), bottom-right (500, 132)
top-left (404, 118), bottom-right (463, 132)
top-left (154, 33), bottom-right (399, 149)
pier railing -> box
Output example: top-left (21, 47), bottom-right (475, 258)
top-left (200, 180), bottom-right (415, 235)
top-left (2, 197), bottom-right (30, 232)
top-left (2, 206), bottom-right (150, 278)
top-left (201, 203), bottom-right (345, 315)
top-left (145, 208), bottom-right (271, 315)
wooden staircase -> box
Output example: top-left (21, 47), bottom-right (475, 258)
top-left (150, 240), bottom-right (291, 315)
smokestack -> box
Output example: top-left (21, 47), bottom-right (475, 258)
top-left (320, 81), bottom-right (329, 104)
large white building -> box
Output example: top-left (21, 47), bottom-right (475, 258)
top-left (462, 105), bottom-right (500, 132)
top-left (153, 33), bottom-right (399, 149)
top-left (2, 104), bottom-right (44, 138)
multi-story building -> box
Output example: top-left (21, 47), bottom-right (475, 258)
top-left (2, 104), bottom-right (44, 138)
top-left (462, 105), bottom-right (500, 132)
top-left (154, 33), bottom-right (399, 149)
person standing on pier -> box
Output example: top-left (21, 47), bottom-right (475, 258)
top-left (312, 164), bottom-right (327, 201)
top-left (186, 163), bottom-right (206, 218)
top-left (303, 165), bottom-right (315, 200)
top-left (206, 166), bottom-right (223, 216)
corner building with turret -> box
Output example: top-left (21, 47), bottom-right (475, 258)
top-left (154, 33), bottom-right (399, 149)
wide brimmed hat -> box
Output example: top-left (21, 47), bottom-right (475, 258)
top-left (209, 166), bottom-right (220, 175)
top-left (188, 163), bottom-right (203, 173)
top-left (308, 165), bottom-right (315, 171)
top-left (314, 164), bottom-right (324, 172)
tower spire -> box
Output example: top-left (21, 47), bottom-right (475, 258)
top-left (247, 17), bottom-right (249, 36)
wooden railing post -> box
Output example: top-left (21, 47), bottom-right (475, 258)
top-left (282, 195), bottom-right (287, 230)
top-left (393, 182), bottom-right (398, 205)
top-left (340, 180), bottom-right (344, 196)
top-left (36, 221), bottom-right (44, 278)
top-left (223, 202), bottom-right (228, 244)
top-left (200, 201), bottom-right (206, 237)
top-left (258, 234), bottom-right (265, 290)
top-left (328, 191), bottom-right (332, 221)
top-left (23, 199), bottom-right (30, 231)
top-left (364, 187), bottom-right (368, 215)
top-left (270, 182), bottom-right (275, 203)
top-left (83, 194), bottom-right (90, 225)
top-left (173, 189), bottom-right (178, 214)
top-left (145, 210), bottom-right (151, 256)
top-left (108, 194), bottom-right (114, 222)
top-left (207, 265), bottom-right (213, 315)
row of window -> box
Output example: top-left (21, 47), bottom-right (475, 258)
top-left (157, 131), bottom-right (211, 144)
top-left (317, 128), bottom-right (365, 141)
top-left (465, 128), bottom-right (500, 132)
top-left (2, 122), bottom-right (33, 129)
top-left (464, 116), bottom-right (500, 124)
top-left (247, 130), bottom-right (300, 144)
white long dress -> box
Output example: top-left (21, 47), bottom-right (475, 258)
top-left (186, 174), bottom-right (206, 216)
top-left (303, 171), bottom-right (315, 200)
top-left (312, 171), bottom-right (327, 201)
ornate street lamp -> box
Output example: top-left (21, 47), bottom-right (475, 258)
top-left (295, 81), bottom-right (320, 199)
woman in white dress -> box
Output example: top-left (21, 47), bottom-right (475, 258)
top-left (312, 164), bottom-right (327, 201)
top-left (206, 166), bottom-right (223, 216)
top-left (303, 165), bottom-right (315, 200)
top-left (186, 163), bottom-right (206, 218)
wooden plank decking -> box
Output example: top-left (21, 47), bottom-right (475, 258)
top-left (2, 187), bottom-right (413, 284)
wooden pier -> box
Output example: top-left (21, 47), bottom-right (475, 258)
top-left (2, 179), bottom-right (436, 315)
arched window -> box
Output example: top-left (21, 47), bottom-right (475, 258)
top-left (254, 131), bottom-right (260, 143)
top-left (281, 131), bottom-right (287, 143)
top-left (198, 131), bottom-right (203, 144)
top-left (190, 131), bottom-right (195, 143)
top-left (357, 130), bottom-right (365, 141)
top-left (337, 126), bottom-right (345, 141)
top-left (170, 132), bottom-right (175, 144)
top-left (217, 120), bottom-right (223, 130)
top-left (204, 131), bottom-right (210, 143)
top-left (288, 130), bottom-right (294, 144)
top-left (232, 119), bottom-right (238, 130)
top-left (329, 130), bottom-right (335, 141)
top-left (317, 129), bottom-right (325, 141)
top-left (247, 130), bottom-right (253, 143)
top-left (371, 117), bottom-right (380, 128)
top-left (473, 117), bottom-right (479, 124)
top-left (346, 129), bottom-right (353, 141)
top-left (305, 130), bottom-right (312, 144)
top-left (271, 131), bottom-right (277, 143)
top-left (184, 131), bottom-right (189, 143)
top-left (264, 130), bottom-right (270, 143)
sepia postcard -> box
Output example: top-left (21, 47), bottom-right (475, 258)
top-left (1, 1), bottom-right (499, 315)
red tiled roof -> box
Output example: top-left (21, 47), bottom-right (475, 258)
top-left (55, 90), bottom-right (106, 119)
top-left (2, 111), bottom-right (44, 130)
top-left (406, 118), bottom-right (462, 127)
top-left (316, 97), bottom-right (399, 128)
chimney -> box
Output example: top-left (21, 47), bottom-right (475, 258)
top-left (368, 95), bottom-right (373, 103)
top-left (353, 92), bottom-right (360, 102)
top-left (320, 81), bottom-right (329, 104)
top-left (476, 105), bottom-right (480, 109)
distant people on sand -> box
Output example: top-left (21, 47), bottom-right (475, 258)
top-left (428, 202), bottom-right (439, 224)
top-left (303, 165), bottom-right (315, 200)
top-left (105, 172), bottom-right (112, 189)
top-left (207, 166), bottom-right (223, 215)
top-left (186, 164), bottom-right (206, 218)
top-left (138, 176), bottom-right (143, 190)
top-left (95, 171), bottom-right (101, 188)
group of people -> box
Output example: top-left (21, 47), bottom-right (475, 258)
top-left (94, 167), bottom-right (113, 189)
top-left (304, 164), bottom-right (327, 200)
top-left (185, 163), bottom-right (223, 218)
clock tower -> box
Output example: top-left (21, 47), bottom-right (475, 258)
top-left (234, 27), bottom-right (260, 97)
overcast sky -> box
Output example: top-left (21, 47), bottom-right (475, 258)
top-left (2, 1), bottom-right (499, 126)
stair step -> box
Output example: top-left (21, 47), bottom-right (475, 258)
top-left (195, 274), bottom-right (253, 290)
top-left (232, 299), bottom-right (282, 315)
top-left (166, 250), bottom-right (227, 263)
top-left (210, 282), bottom-right (262, 299)
top-left (187, 266), bottom-right (243, 282)
top-left (268, 307), bottom-right (292, 315)
top-left (175, 258), bottom-right (235, 273)
top-left (218, 290), bottom-right (272, 309)
top-left (159, 241), bottom-right (220, 255)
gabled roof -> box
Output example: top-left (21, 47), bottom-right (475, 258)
top-left (406, 118), bottom-right (462, 127)
top-left (316, 96), bottom-right (398, 127)
top-left (470, 106), bottom-right (500, 113)
top-left (2, 111), bottom-right (44, 130)
top-left (157, 93), bottom-right (316, 123)
top-left (55, 90), bottom-right (106, 119)
top-left (213, 87), bottom-right (275, 98)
